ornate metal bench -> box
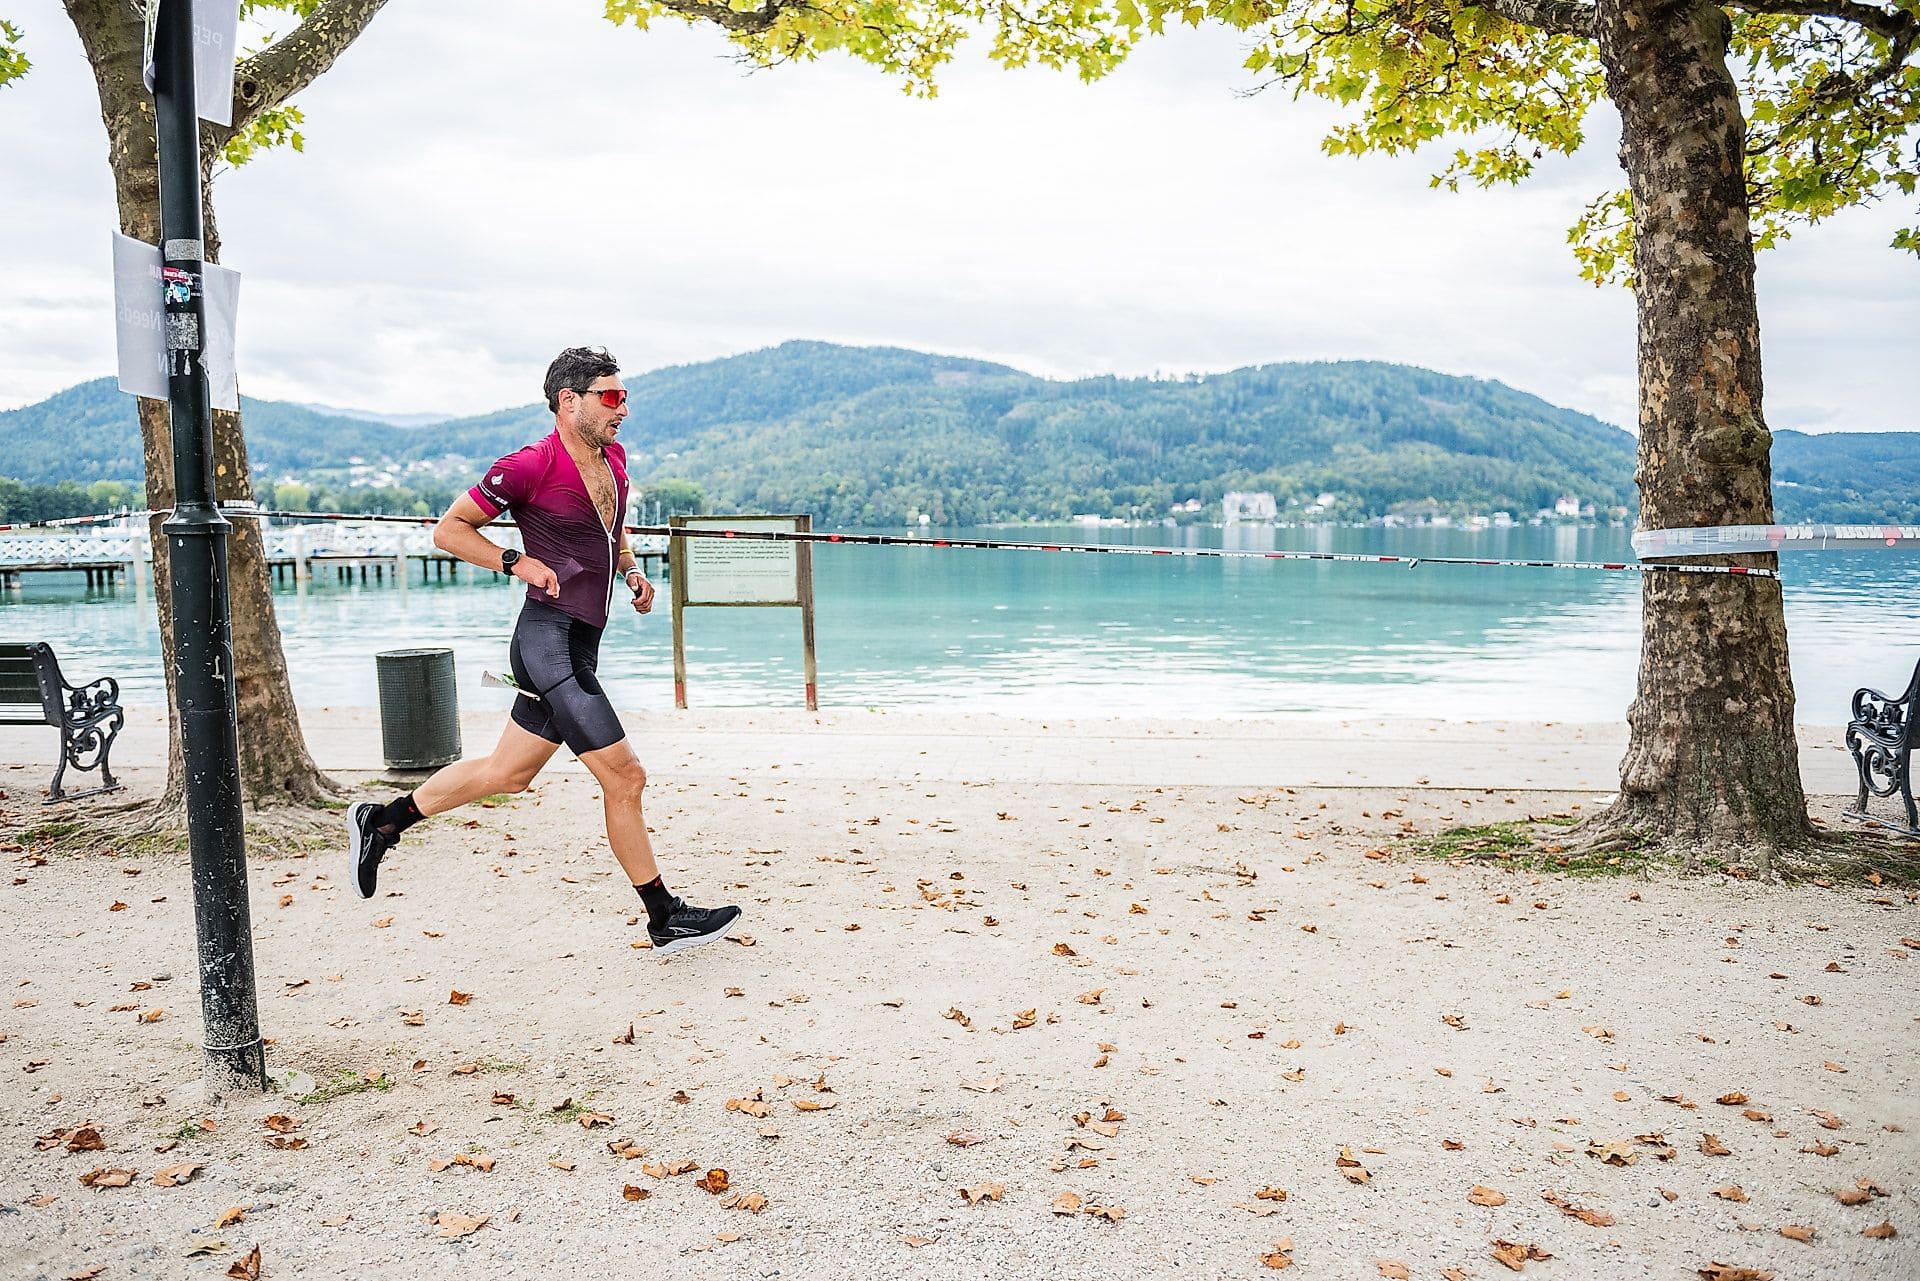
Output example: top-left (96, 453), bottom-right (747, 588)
top-left (1845, 656), bottom-right (1919, 836)
top-left (0, 642), bottom-right (126, 803)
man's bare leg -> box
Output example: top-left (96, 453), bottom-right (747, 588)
top-left (577, 737), bottom-right (658, 885)
top-left (578, 737), bottom-right (740, 954)
top-left (345, 720), bottom-right (558, 899)
top-left (413, 719), bottom-right (561, 817)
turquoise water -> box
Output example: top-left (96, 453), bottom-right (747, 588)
top-left (3, 525), bottom-right (1914, 722)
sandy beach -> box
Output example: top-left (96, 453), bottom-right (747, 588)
top-left (1, 708), bottom-right (1913, 1280)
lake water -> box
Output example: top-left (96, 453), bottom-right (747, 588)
top-left (3, 524), bottom-right (1914, 723)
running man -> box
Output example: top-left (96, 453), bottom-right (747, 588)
top-left (345, 346), bottom-right (740, 956)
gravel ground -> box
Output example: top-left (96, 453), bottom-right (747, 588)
top-left (2, 761), bottom-right (1915, 1280)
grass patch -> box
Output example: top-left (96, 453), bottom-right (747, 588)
top-left (472, 1055), bottom-right (526, 1075)
top-left (21, 819), bottom-right (82, 846)
top-left (1420, 822), bottom-right (1537, 861)
top-left (544, 1094), bottom-right (597, 1125)
top-left (166, 1119), bottom-right (203, 1142)
top-left (297, 1069), bottom-right (395, 1106)
top-left (1412, 821), bottom-right (1664, 878)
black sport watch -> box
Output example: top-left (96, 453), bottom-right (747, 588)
top-left (500, 547), bottom-right (521, 576)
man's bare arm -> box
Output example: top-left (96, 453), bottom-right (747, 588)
top-left (433, 495), bottom-right (559, 597)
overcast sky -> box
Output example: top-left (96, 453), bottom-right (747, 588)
top-left (2, 0), bottom-right (1913, 434)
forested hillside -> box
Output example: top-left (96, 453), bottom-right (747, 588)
top-left (2, 341), bottom-right (1911, 524)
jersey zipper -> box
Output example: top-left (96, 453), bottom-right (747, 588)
top-left (598, 454), bottom-right (619, 618)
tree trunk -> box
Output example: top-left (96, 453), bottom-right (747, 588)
top-left (1590, 0), bottom-right (1812, 871)
top-left (73, 3), bottom-right (334, 809)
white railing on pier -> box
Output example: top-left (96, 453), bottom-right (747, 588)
top-left (0, 522), bottom-right (667, 570)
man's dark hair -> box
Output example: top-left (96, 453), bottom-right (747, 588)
top-left (544, 346), bottom-right (621, 412)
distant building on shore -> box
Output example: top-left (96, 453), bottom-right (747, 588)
top-left (1222, 491), bottom-right (1278, 524)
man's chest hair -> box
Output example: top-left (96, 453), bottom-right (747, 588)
top-left (575, 453), bottom-right (618, 525)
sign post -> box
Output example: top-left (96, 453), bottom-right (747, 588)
top-left (670, 515), bottom-right (818, 711)
top-left (152, 0), bottom-right (267, 1098)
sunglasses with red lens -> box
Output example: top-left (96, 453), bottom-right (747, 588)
top-left (573, 387), bottom-right (628, 408)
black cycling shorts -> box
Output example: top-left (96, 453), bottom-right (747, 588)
top-left (507, 598), bottom-right (626, 755)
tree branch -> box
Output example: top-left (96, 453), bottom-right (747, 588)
top-left (652, 0), bottom-right (815, 34)
top-left (229, 0), bottom-right (389, 131)
top-left (1721, 0), bottom-right (1916, 43)
top-left (1465, 0), bottom-right (1594, 37)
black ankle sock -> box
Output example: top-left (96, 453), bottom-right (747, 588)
top-left (635, 876), bottom-right (675, 926)
top-left (375, 793), bottom-right (424, 837)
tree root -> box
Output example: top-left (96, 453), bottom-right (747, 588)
top-left (1568, 804), bottom-right (1917, 887)
top-left (15, 788), bottom-right (346, 864)
top-left (1772, 826), bottom-right (1920, 887)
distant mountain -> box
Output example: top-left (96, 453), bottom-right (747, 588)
top-left (2, 341), bottom-right (1913, 524)
top-left (0, 380), bottom-right (414, 482)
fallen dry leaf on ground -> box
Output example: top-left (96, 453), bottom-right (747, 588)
top-left (1468, 1184), bottom-right (1507, 1206)
top-left (1541, 1190), bottom-right (1615, 1226)
top-left (1695, 1266), bottom-right (1774, 1281)
top-left (152, 1161), bottom-right (204, 1188)
top-left (1336, 1147), bottom-right (1370, 1184)
top-left (1052, 1191), bottom-right (1082, 1216)
top-left (78, 1168), bottom-right (134, 1188)
top-left (433, 1212), bottom-right (487, 1239)
top-left (959, 1182), bottom-right (1004, 1205)
top-left (1835, 1179), bottom-right (1888, 1206)
top-left (224, 1244), bottom-right (262, 1280)
top-left (1259, 1238), bottom-right (1296, 1270)
top-left (1586, 1139), bottom-right (1638, 1167)
top-left (63, 1127), bottom-right (105, 1154)
top-left (1490, 1239), bottom-right (1551, 1272)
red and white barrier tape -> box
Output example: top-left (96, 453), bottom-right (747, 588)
top-left (51, 506), bottom-right (1920, 579)
top-left (622, 523), bottom-right (1776, 577)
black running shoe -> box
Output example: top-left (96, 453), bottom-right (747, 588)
top-left (647, 898), bottom-right (741, 956)
top-left (344, 801), bottom-right (393, 900)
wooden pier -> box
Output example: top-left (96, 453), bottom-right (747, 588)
top-left (0, 526), bottom-right (668, 593)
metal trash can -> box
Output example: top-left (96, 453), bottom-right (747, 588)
top-left (374, 648), bottom-right (461, 770)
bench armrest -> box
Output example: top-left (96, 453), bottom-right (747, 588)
top-left (1852, 684), bottom-right (1912, 726)
top-left (63, 676), bottom-right (121, 722)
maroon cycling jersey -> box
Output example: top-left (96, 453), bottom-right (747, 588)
top-left (468, 431), bottom-right (630, 629)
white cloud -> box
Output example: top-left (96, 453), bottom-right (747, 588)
top-left (0, 0), bottom-right (1912, 437)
